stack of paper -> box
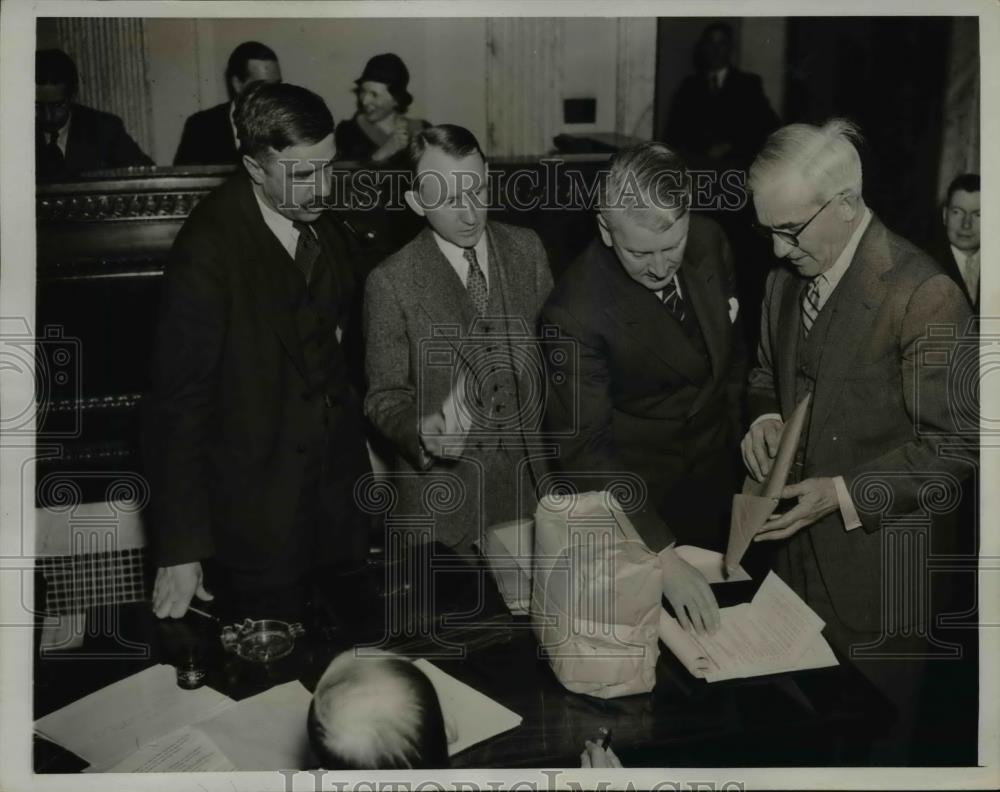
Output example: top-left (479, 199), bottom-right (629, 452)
top-left (658, 571), bottom-right (837, 682)
top-left (34, 664), bottom-right (236, 772)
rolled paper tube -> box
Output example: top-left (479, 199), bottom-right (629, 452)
top-left (761, 392), bottom-right (812, 499)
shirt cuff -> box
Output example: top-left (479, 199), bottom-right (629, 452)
top-left (751, 412), bottom-right (782, 427)
top-left (834, 475), bottom-right (863, 531)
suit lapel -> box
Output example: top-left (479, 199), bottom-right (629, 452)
top-left (777, 273), bottom-right (803, 415)
top-left (682, 241), bottom-right (726, 383)
top-left (599, 246), bottom-right (708, 385)
top-left (806, 217), bottom-right (891, 441)
top-left (411, 226), bottom-right (478, 346)
top-left (232, 176), bottom-right (310, 382)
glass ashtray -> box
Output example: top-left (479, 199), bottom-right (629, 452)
top-left (220, 618), bottom-right (305, 663)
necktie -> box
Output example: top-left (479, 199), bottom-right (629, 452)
top-left (963, 251), bottom-right (980, 306)
top-left (710, 72), bottom-right (721, 93)
top-left (660, 276), bottom-right (686, 323)
top-left (463, 247), bottom-right (489, 316)
top-left (801, 277), bottom-right (823, 336)
top-left (292, 221), bottom-right (320, 284)
top-left (39, 130), bottom-right (65, 177)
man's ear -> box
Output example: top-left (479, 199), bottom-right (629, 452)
top-left (941, 205), bottom-right (949, 227)
top-left (837, 191), bottom-right (860, 223)
top-left (243, 153), bottom-right (266, 186)
top-left (404, 190), bottom-right (426, 217)
top-left (597, 212), bottom-right (614, 247)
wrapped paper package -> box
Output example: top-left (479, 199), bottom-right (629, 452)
top-left (530, 491), bottom-right (662, 699)
top-left (725, 393), bottom-right (812, 572)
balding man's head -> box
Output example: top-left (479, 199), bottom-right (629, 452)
top-left (308, 651), bottom-right (450, 769)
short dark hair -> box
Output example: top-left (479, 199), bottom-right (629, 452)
top-left (226, 41), bottom-right (278, 85)
top-left (308, 657), bottom-right (450, 770)
top-left (36, 49), bottom-right (78, 95)
top-left (946, 173), bottom-right (980, 205)
top-left (234, 81), bottom-right (334, 159)
top-left (409, 124), bottom-right (486, 173)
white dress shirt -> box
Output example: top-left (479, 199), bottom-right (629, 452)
top-left (752, 208), bottom-right (873, 531)
top-left (431, 229), bottom-right (490, 289)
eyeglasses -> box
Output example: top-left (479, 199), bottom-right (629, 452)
top-left (752, 193), bottom-right (839, 248)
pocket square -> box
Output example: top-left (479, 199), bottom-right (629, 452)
top-left (728, 297), bottom-right (739, 323)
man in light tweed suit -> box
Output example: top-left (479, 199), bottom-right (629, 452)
top-left (363, 124), bottom-right (553, 557)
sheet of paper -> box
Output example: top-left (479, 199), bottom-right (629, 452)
top-left (194, 680), bottom-right (315, 771)
top-left (674, 544), bottom-right (750, 583)
top-left (413, 659), bottom-right (522, 756)
top-left (440, 365), bottom-right (470, 456)
top-left (658, 571), bottom-right (833, 682)
top-left (102, 726), bottom-right (235, 773)
top-left (34, 664), bottom-right (236, 771)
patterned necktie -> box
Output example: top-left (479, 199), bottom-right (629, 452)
top-left (463, 247), bottom-right (489, 316)
top-left (292, 221), bottom-right (320, 284)
top-left (660, 276), bottom-right (686, 323)
top-left (801, 277), bottom-right (823, 336)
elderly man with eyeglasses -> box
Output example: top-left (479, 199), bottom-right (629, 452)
top-left (742, 119), bottom-right (975, 764)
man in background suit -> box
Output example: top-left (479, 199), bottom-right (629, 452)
top-left (542, 142), bottom-right (748, 635)
top-left (934, 172), bottom-right (980, 312)
top-left (364, 124), bottom-right (553, 557)
top-left (146, 82), bottom-right (370, 620)
top-left (666, 22), bottom-right (779, 171)
top-left (174, 41), bottom-right (282, 166)
top-left (743, 119), bottom-right (975, 763)
top-left (35, 48), bottom-right (152, 180)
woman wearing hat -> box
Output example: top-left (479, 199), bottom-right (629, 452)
top-left (336, 53), bottom-right (429, 164)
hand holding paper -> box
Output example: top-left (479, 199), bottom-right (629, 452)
top-left (756, 477), bottom-right (839, 541)
top-left (726, 393), bottom-right (812, 571)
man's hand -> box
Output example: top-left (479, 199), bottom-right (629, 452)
top-left (741, 418), bottom-right (784, 482)
top-left (755, 477), bottom-right (839, 541)
top-left (373, 119), bottom-right (410, 161)
top-left (580, 741), bottom-right (622, 768)
top-left (659, 548), bottom-right (720, 635)
top-left (152, 562), bottom-right (213, 619)
top-left (418, 411), bottom-right (448, 460)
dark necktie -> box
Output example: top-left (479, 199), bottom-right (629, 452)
top-left (463, 247), bottom-right (489, 316)
top-left (292, 221), bottom-right (320, 284)
top-left (660, 276), bottom-right (686, 323)
top-left (39, 130), bottom-right (65, 177)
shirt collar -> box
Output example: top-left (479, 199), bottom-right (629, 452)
top-left (432, 228), bottom-right (488, 266)
top-left (818, 207), bottom-right (872, 292)
top-left (949, 244), bottom-right (970, 267)
top-left (252, 185), bottom-right (304, 258)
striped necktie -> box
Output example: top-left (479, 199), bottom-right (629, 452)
top-left (464, 247), bottom-right (489, 316)
top-left (660, 276), bottom-right (686, 323)
top-left (801, 276), bottom-right (823, 336)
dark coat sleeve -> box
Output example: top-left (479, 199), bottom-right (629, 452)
top-left (104, 113), bottom-right (153, 167)
top-left (143, 220), bottom-right (229, 566)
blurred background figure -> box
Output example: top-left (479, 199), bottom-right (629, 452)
top-left (664, 21), bottom-right (781, 358)
top-left (665, 21), bottom-right (779, 172)
top-left (935, 173), bottom-right (980, 312)
top-left (35, 48), bottom-right (153, 180)
top-left (173, 41), bottom-right (282, 166)
top-left (335, 53), bottom-right (429, 165)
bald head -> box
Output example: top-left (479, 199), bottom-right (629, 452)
top-left (308, 651), bottom-right (449, 770)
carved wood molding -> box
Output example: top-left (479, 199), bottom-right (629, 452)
top-left (37, 191), bottom-right (210, 223)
